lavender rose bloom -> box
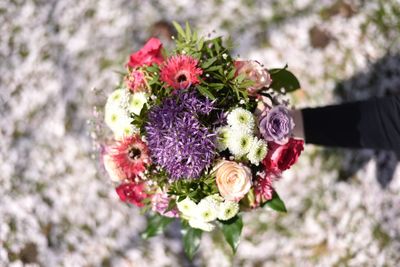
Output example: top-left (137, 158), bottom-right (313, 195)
top-left (259, 105), bottom-right (294, 145)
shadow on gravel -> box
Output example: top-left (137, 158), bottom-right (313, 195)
top-left (323, 53), bottom-right (400, 188)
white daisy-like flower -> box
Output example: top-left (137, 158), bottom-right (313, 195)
top-left (177, 197), bottom-right (197, 218)
top-left (227, 130), bottom-right (254, 157)
top-left (188, 218), bottom-right (215, 232)
top-left (216, 126), bottom-right (231, 152)
top-left (105, 104), bottom-right (132, 132)
top-left (128, 92), bottom-right (147, 115)
top-left (113, 119), bottom-right (138, 140)
top-left (204, 194), bottom-right (224, 204)
top-left (227, 107), bottom-right (255, 132)
top-left (106, 89), bottom-right (130, 109)
top-left (217, 201), bottom-right (239, 221)
top-left (197, 198), bottom-right (218, 222)
top-left (247, 138), bottom-right (268, 165)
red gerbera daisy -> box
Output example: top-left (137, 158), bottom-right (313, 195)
top-left (110, 135), bottom-right (151, 179)
top-left (160, 55), bottom-right (203, 90)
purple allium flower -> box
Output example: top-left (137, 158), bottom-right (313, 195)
top-left (151, 193), bottom-right (179, 218)
top-left (145, 91), bottom-right (216, 180)
top-left (259, 105), bottom-right (294, 145)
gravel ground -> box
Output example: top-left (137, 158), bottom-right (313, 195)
top-left (1, 0), bottom-right (400, 266)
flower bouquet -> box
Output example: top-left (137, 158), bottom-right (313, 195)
top-left (101, 22), bottom-right (304, 258)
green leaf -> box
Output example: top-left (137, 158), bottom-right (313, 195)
top-left (146, 65), bottom-right (159, 73)
top-left (221, 216), bottom-right (243, 253)
top-left (185, 21), bottom-right (191, 40)
top-left (181, 225), bottom-right (203, 260)
top-left (226, 68), bottom-right (236, 80)
top-left (206, 66), bottom-right (221, 72)
top-left (263, 191), bottom-right (287, 213)
top-left (141, 215), bottom-right (174, 239)
top-left (164, 199), bottom-right (177, 213)
top-left (269, 68), bottom-right (300, 93)
top-left (198, 86), bottom-right (216, 100)
top-left (172, 21), bottom-right (185, 38)
top-left (208, 83), bottom-right (225, 90)
top-left (235, 73), bottom-right (246, 83)
top-left (201, 58), bottom-right (217, 69)
top-left (197, 37), bottom-right (204, 50)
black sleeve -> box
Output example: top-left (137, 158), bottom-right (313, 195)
top-left (301, 95), bottom-right (400, 154)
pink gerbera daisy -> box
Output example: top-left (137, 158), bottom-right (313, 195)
top-left (160, 55), bottom-right (203, 90)
top-left (110, 135), bottom-right (151, 179)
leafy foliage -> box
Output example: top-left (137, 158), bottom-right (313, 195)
top-left (171, 22), bottom-right (256, 111)
top-left (181, 223), bottom-right (203, 260)
top-left (269, 65), bottom-right (301, 93)
top-left (141, 214), bottom-right (175, 239)
top-left (220, 215), bottom-right (243, 253)
top-left (262, 190), bottom-right (287, 213)
top-left (168, 172), bottom-right (219, 203)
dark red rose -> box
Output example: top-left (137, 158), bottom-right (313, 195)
top-left (262, 138), bottom-right (304, 174)
top-left (116, 182), bottom-right (149, 207)
top-left (127, 38), bottom-right (164, 68)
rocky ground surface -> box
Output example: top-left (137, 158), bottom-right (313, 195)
top-left (1, 0), bottom-right (400, 266)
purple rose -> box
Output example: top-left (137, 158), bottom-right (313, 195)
top-left (259, 105), bottom-right (294, 145)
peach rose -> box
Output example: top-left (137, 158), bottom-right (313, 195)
top-left (103, 154), bottom-right (127, 182)
top-left (234, 60), bottom-right (272, 96)
top-left (215, 160), bottom-right (252, 202)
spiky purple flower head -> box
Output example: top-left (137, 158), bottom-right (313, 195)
top-left (145, 90), bottom-right (216, 180)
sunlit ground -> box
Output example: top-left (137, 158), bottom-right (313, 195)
top-left (1, 0), bottom-right (400, 266)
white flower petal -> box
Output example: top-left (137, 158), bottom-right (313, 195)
top-left (217, 201), bottom-right (239, 221)
top-left (247, 138), bottom-right (268, 165)
top-left (227, 107), bottom-right (255, 132)
top-left (188, 219), bottom-right (215, 232)
top-left (177, 197), bottom-right (197, 217)
top-left (128, 92), bottom-right (147, 115)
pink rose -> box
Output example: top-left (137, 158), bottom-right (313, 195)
top-left (234, 60), bottom-right (272, 96)
top-left (215, 160), bottom-right (252, 202)
top-left (127, 38), bottom-right (164, 68)
top-left (262, 138), bottom-right (304, 174)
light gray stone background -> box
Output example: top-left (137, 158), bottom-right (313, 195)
top-left (1, 0), bottom-right (400, 266)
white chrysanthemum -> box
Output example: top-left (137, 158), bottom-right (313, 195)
top-left (227, 130), bottom-right (254, 157)
top-left (177, 197), bottom-right (197, 218)
top-left (188, 218), bottom-right (215, 232)
top-left (197, 198), bottom-right (218, 222)
top-left (105, 104), bottom-right (131, 130)
top-left (113, 119), bottom-right (138, 140)
top-left (217, 201), bottom-right (239, 221)
top-left (227, 107), bottom-right (255, 132)
top-left (247, 138), bottom-right (268, 165)
top-left (216, 126), bottom-right (231, 151)
top-left (128, 92), bottom-right (147, 115)
top-left (106, 89), bottom-right (130, 109)
top-left (204, 194), bottom-right (224, 204)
